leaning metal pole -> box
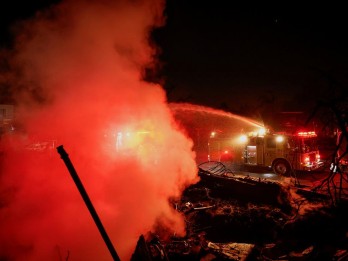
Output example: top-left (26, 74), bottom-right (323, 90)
top-left (57, 145), bottom-right (120, 261)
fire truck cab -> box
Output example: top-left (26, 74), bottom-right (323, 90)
top-left (241, 130), bottom-right (323, 175)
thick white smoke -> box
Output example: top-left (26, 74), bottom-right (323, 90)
top-left (0, 0), bottom-right (199, 260)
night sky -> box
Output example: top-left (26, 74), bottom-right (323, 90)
top-left (153, 1), bottom-right (348, 114)
top-left (1, 1), bottom-right (348, 115)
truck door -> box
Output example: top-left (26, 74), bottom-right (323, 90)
top-left (245, 137), bottom-right (256, 164)
top-left (246, 145), bottom-right (257, 164)
top-left (264, 136), bottom-right (277, 167)
top-left (256, 136), bottom-right (264, 165)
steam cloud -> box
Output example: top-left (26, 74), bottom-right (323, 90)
top-left (0, 0), bottom-right (199, 260)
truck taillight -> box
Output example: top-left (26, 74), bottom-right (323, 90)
top-left (316, 154), bottom-right (320, 160)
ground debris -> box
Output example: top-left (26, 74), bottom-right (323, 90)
top-left (260, 243), bottom-right (318, 260)
top-left (133, 165), bottom-right (348, 260)
top-left (206, 241), bottom-right (254, 260)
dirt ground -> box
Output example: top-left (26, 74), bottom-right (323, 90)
top-left (132, 165), bottom-right (348, 261)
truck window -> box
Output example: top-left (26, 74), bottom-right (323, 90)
top-left (301, 138), bottom-right (318, 152)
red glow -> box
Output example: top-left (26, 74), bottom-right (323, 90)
top-left (297, 131), bottom-right (317, 137)
top-left (0, 1), bottom-right (199, 260)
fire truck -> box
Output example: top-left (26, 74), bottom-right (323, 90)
top-left (207, 128), bottom-right (324, 175)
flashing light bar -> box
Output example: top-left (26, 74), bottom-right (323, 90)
top-left (248, 128), bottom-right (268, 137)
top-left (297, 131), bottom-right (317, 137)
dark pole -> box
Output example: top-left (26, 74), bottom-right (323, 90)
top-left (57, 145), bottom-right (120, 261)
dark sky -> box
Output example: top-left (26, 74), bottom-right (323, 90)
top-left (0, 1), bottom-right (60, 45)
top-left (1, 1), bottom-right (348, 115)
top-left (152, 1), bottom-right (348, 114)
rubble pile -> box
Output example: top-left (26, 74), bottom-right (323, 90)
top-left (132, 163), bottom-right (348, 260)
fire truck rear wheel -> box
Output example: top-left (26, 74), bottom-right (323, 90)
top-left (273, 159), bottom-right (291, 176)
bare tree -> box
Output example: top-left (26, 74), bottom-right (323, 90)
top-left (305, 74), bottom-right (348, 205)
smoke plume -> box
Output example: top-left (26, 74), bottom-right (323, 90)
top-left (0, 0), bottom-right (199, 260)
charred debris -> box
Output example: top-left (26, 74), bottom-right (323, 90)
top-left (131, 161), bottom-right (348, 261)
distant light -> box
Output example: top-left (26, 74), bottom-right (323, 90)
top-left (262, 173), bottom-right (275, 178)
top-left (210, 131), bottom-right (216, 138)
top-left (239, 134), bottom-right (248, 143)
top-left (275, 135), bottom-right (284, 142)
top-left (258, 128), bottom-right (266, 136)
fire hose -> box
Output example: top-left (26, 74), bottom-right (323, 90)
top-left (57, 145), bottom-right (120, 261)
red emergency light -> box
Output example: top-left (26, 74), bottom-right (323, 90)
top-left (297, 131), bottom-right (317, 137)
